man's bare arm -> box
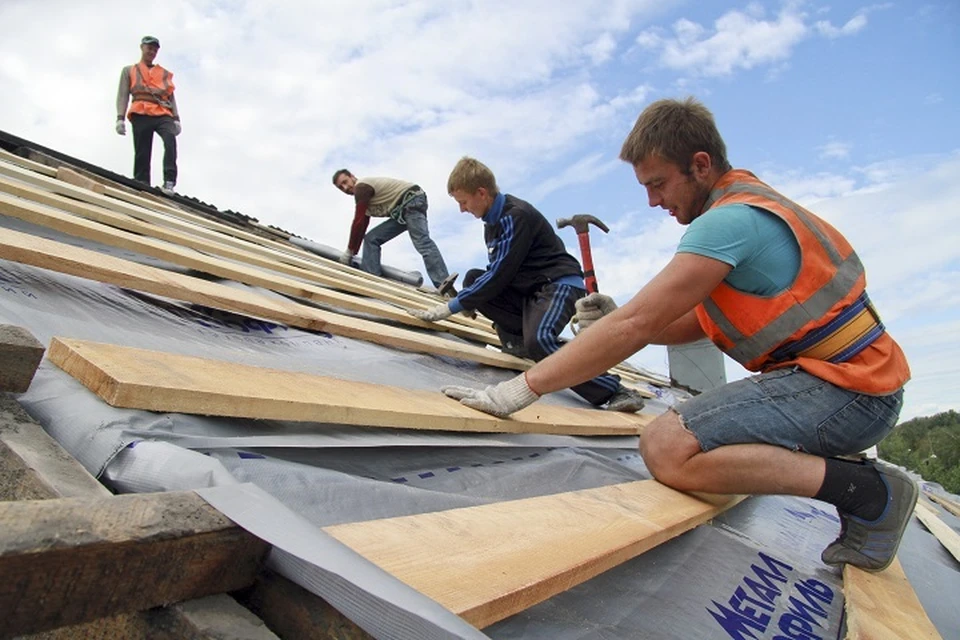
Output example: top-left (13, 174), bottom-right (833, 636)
top-left (651, 309), bottom-right (707, 345)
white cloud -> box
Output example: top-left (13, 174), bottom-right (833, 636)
top-left (585, 33), bottom-right (619, 65)
top-left (635, 7), bottom-right (809, 76)
top-left (634, 4), bottom-right (878, 77)
top-left (815, 13), bottom-right (868, 38)
top-left (817, 140), bottom-right (852, 160)
top-left (527, 153), bottom-right (622, 202)
top-left (0, 0), bottom-right (672, 266)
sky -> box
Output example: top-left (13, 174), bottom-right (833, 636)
top-left (1, 0), bottom-right (958, 421)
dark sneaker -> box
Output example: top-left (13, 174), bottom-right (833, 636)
top-left (437, 272), bottom-right (459, 298)
top-left (605, 387), bottom-right (645, 413)
top-left (820, 462), bottom-right (918, 572)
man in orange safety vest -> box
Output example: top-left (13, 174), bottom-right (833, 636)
top-left (116, 36), bottom-right (181, 194)
top-left (442, 97), bottom-right (916, 575)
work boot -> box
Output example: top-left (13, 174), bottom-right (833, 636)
top-left (160, 181), bottom-right (176, 195)
top-left (605, 387), bottom-right (645, 413)
top-left (437, 272), bottom-right (459, 299)
top-left (820, 462), bottom-right (918, 572)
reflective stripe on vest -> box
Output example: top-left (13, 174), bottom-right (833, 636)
top-left (697, 171), bottom-right (872, 368)
top-left (702, 252), bottom-right (865, 364)
top-left (130, 64), bottom-right (173, 109)
top-left (769, 291), bottom-right (884, 363)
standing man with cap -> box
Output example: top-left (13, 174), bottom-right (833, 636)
top-left (116, 36), bottom-right (181, 194)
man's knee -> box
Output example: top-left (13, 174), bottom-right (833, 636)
top-left (640, 410), bottom-right (702, 487)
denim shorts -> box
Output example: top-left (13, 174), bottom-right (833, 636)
top-left (674, 367), bottom-right (904, 456)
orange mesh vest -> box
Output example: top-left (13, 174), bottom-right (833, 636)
top-left (127, 63), bottom-right (175, 118)
top-left (693, 170), bottom-right (910, 394)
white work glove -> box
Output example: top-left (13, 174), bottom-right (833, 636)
top-left (408, 303), bottom-right (452, 323)
top-left (338, 250), bottom-right (355, 265)
top-left (442, 373), bottom-right (540, 418)
top-left (115, 119), bottom-right (126, 135)
top-left (573, 292), bottom-right (618, 332)
top-left (173, 120), bottom-right (182, 136)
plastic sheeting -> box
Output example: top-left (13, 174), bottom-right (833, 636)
top-left (3, 210), bottom-right (959, 639)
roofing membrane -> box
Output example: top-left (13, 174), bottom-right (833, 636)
top-left (1, 136), bottom-right (957, 639)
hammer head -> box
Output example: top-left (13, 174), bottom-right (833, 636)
top-left (556, 214), bottom-right (609, 234)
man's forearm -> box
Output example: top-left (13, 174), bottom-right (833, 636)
top-left (346, 203), bottom-right (370, 254)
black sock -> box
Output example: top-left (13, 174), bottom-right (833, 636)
top-left (814, 458), bottom-right (888, 521)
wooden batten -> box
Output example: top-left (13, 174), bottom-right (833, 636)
top-left (842, 558), bottom-right (942, 640)
top-left (48, 337), bottom-right (651, 437)
top-left (326, 481), bottom-right (743, 628)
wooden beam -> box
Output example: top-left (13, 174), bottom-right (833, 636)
top-left (0, 225), bottom-right (532, 371)
top-left (48, 337), bottom-right (650, 436)
top-left (0, 189), bottom-right (498, 346)
top-left (0, 162), bottom-right (663, 382)
top-left (55, 166), bottom-right (105, 194)
top-left (0, 180), bottom-right (655, 395)
top-left (0, 491), bottom-right (270, 638)
top-left (0, 160), bottom-right (470, 317)
top-left (925, 491), bottom-right (960, 518)
top-left (842, 557), bottom-right (942, 640)
top-left (0, 387), bottom-right (363, 639)
top-left (914, 500), bottom-right (960, 564)
top-left (325, 480), bottom-right (743, 628)
top-left (0, 323), bottom-right (44, 392)
top-left (0, 146), bottom-right (57, 176)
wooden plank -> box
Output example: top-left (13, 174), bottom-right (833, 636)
top-left (925, 491), bottom-right (960, 518)
top-left (0, 166), bottom-right (495, 335)
top-left (0, 393), bottom-right (284, 640)
top-left (914, 499), bottom-right (960, 564)
top-left (0, 159), bottom-right (461, 314)
top-left (0, 491), bottom-right (271, 638)
top-left (0, 189), bottom-right (498, 346)
top-left (0, 225), bottom-right (531, 371)
top-left (0, 158), bottom-right (660, 389)
top-left (325, 480), bottom-right (743, 628)
top-left (55, 166), bottom-right (105, 194)
top-left (0, 146), bottom-right (57, 176)
top-left (0, 391), bottom-right (361, 639)
top-left (0, 323), bottom-right (44, 392)
top-left (842, 558), bottom-right (942, 639)
top-left (48, 337), bottom-right (650, 436)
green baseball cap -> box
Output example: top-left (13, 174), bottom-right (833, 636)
top-left (141, 36), bottom-right (160, 47)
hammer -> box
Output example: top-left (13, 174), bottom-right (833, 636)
top-left (556, 214), bottom-right (609, 293)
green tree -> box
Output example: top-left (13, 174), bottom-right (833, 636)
top-left (879, 410), bottom-right (960, 494)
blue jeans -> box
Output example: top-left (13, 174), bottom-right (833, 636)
top-left (360, 209), bottom-right (449, 287)
top-left (675, 367), bottom-right (903, 455)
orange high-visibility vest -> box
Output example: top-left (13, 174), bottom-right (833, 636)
top-left (127, 63), bottom-right (175, 118)
top-left (693, 170), bottom-right (910, 394)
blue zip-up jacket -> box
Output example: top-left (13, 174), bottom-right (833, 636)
top-left (450, 194), bottom-right (584, 313)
